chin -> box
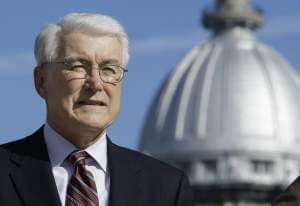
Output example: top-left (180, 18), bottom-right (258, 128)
top-left (73, 111), bottom-right (117, 130)
top-left (76, 118), bottom-right (111, 131)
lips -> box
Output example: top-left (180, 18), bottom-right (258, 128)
top-left (77, 100), bottom-right (107, 106)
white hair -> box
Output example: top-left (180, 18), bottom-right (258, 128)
top-left (34, 13), bottom-right (129, 67)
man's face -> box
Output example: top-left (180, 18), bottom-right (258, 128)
top-left (35, 32), bottom-right (123, 142)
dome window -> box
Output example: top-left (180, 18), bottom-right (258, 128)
top-left (251, 160), bottom-right (274, 175)
top-left (202, 159), bottom-right (218, 175)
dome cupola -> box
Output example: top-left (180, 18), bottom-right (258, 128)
top-left (139, 0), bottom-right (300, 203)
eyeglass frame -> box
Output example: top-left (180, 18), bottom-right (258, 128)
top-left (40, 57), bottom-right (128, 84)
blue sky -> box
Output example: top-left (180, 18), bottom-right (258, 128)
top-left (0, 0), bottom-right (299, 149)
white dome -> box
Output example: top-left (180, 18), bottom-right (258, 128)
top-left (139, 27), bottom-right (300, 187)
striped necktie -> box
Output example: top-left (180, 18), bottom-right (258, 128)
top-left (66, 151), bottom-right (99, 206)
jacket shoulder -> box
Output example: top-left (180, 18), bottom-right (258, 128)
top-left (0, 127), bottom-right (49, 161)
top-left (110, 142), bottom-right (185, 177)
top-left (109, 143), bottom-right (195, 206)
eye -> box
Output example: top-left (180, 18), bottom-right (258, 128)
top-left (65, 59), bottom-right (89, 73)
top-left (68, 64), bottom-right (87, 73)
top-left (101, 65), bottom-right (118, 75)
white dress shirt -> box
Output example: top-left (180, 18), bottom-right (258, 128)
top-left (43, 123), bottom-right (110, 206)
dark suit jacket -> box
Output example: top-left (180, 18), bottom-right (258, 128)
top-left (0, 127), bottom-right (195, 206)
top-left (272, 176), bottom-right (300, 206)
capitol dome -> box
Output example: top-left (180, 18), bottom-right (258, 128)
top-left (139, 0), bottom-right (300, 194)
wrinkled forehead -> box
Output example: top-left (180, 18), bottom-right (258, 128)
top-left (58, 32), bottom-right (123, 64)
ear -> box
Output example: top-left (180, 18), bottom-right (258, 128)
top-left (33, 66), bottom-right (47, 99)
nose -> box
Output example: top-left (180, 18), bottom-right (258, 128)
top-left (85, 68), bottom-right (104, 92)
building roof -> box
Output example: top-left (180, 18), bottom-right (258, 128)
top-left (139, 0), bottom-right (300, 187)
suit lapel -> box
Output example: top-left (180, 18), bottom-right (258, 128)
top-left (8, 130), bottom-right (144, 206)
top-left (107, 139), bottom-right (144, 206)
top-left (8, 127), bottom-right (61, 206)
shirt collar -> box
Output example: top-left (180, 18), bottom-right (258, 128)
top-left (43, 123), bottom-right (108, 172)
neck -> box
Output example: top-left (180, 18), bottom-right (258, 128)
top-left (47, 121), bottom-right (105, 149)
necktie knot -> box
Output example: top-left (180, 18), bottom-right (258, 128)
top-left (68, 150), bottom-right (90, 167)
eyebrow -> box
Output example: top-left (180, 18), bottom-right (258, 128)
top-left (99, 59), bottom-right (121, 65)
top-left (64, 56), bottom-right (88, 63)
top-left (65, 56), bottom-right (121, 66)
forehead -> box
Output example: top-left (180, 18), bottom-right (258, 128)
top-left (60, 32), bottom-right (122, 63)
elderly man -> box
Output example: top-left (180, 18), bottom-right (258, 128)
top-left (0, 13), bottom-right (195, 206)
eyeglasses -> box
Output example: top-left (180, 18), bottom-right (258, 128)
top-left (41, 57), bottom-right (128, 84)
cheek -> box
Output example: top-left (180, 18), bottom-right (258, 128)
top-left (46, 80), bottom-right (81, 107)
top-left (67, 81), bottom-right (84, 94)
top-left (110, 88), bottom-right (122, 111)
top-left (63, 82), bottom-right (83, 106)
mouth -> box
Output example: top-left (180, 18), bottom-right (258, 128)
top-left (77, 100), bottom-right (107, 107)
